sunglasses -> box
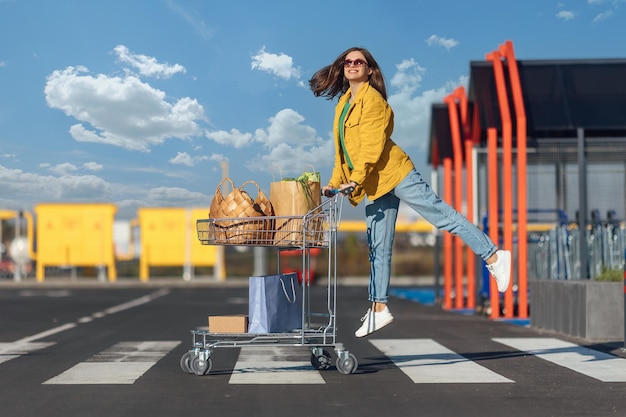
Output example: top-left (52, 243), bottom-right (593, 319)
top-left (344, 59), bottom-right (368, 68)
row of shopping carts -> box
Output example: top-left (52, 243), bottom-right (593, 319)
top-left (527, 210), bottom-right (625, 280)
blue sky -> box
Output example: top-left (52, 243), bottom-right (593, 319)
top-left (0, 0), bottom-right (625, 220)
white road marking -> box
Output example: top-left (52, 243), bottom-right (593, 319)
top-left (16, 290), bottom-right (170, 344)
top-left (229, 347), bottom-right (325, 384)
top-left (16, 323), bottom-right (77, 344)
top-left (1, 290), bottom-right (170, 367)
top-left (0, 341), bottom-right (55, 365)
top-left (102, 289), bottom-right (169, 315)
top-left (33, 337), bottom-right (626, 385)
top-left (44, 341), bottom-right (180, 385)
top-left (370, 339), bottom-right (514, 384)
top-left (493, 337), bottom-right (626, 382)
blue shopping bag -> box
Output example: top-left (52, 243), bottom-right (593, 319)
top-left (248, 273), bottom-right (302, 333)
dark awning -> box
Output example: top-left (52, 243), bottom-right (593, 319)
top-left (428, 58), bottom-right (626, 165)
top-left (428, 103), bottom-right (452, 166)
top-left (467, 58), bottom-right (626, 144)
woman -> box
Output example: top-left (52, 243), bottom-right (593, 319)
top-left (309, 46), bottom-right (511, 337)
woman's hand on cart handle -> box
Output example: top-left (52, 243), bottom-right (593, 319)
top-left (322, 183), bottom-right (355, 197)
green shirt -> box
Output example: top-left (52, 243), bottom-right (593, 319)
top-left (339, 101), bottom-right (353, 170)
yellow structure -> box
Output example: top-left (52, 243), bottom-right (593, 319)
top-left (339, 220), bottom-right (435, 233)
top-left (34, 203), bottom-right (117, 282)
top-left (137, 207), bottom-right (217, 281)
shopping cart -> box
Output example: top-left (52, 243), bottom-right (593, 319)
top-left (180, 188), bottom-right (358, 375)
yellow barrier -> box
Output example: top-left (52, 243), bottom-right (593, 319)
top-left (137, 208), bottom-right (217, 281)
top-left (338, 220), bottom-right (558, 235)
top-left (34, 203), bottom-right (117, 282)
top-left (338, 220), bottom-right (435, 233)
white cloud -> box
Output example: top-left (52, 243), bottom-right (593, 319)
top-left (390, 59), bottom-right (426, 94)
top-left (39, 161), bottom-right (104, 177)
top-left (425, 35), bottom-right (459, 50)
top-left (207, 58), bottom-right (460, 173)
top-left (145, 186), bottom-right (211, 207)
top-left (387, 59), bottom-right (459, 153)
top-left (254, 109), bottom-right (318, 147)
top-left (57, 174), bottom-right (111, 199)
top-left (557, 10), bottom-right (576, 20)
top-left (592, 10), bottom-right (614, 22)
top-left (254, 140), bottom-right (334, 177)
top-left (99, 183), bottom-right (212, 219)
top-left (0, 163), bottom-right (213, 219)
top-left (203, 108), bottom-right (331, 176)
top-left (205, 128), bottom-right (253, 148)
top-left (0, 164), bottom-right (110, 203)
top-left (586, 0), bottom-right (622, 22)
top-left (0, 150), bottom-right (17, 160)
top-left (208, 153), bottom-right (227, 162)
top-left (168, 151), bottom-right (209, 167)
top-left (113, 45), bottom-right (186, 79)
top-left (165, 0), bottom-right (216, 41)
top-left (83, 162), bottom-right (103, 171)
top-left (47, 162), bottom-right (78, 176)
top-left (251, 46), bottom-right (301, 81)
top-left (45, 65), bottom-right (206, 152)
top-left (249, 108), bottom-right (332, 175)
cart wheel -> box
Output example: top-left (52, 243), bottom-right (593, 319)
top-left (310, 350), bottom-right (332, 370)
top-left (180, 351), bottom-right (194, 374)
top-left (336, 353), bottom-right (358, 375)
top-left (190, 355), bottom-right (213, 376)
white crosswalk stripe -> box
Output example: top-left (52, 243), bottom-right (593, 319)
top-left (229, 346), bottom-right (326, 384)
top-left (5, 337), bottom-right (621, 385)
top-left (493, 337), bottom-right (626, 382)
top-left (43, 341), bottom-right (180, 385)
top-left (370, 339), bottom-right (514, 383)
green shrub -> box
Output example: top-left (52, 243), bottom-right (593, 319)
top-left (594, 265), bottom-right (624, 282)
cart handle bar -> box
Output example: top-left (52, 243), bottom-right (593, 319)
top-left (323, 186), bottom-right (354, 197)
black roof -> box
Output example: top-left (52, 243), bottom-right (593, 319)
top-left (429, 58), bottom-right (626, 165)
top-left (468, 58), bottom-right (626, 142)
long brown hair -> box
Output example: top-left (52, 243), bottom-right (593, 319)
top-left (309, 47), bottom-right (387, 100)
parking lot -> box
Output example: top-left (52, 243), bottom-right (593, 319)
top-left (0, 281), bottom-right (625, 417)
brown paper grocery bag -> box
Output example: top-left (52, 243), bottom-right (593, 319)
top-left (209, 178), bottom-right (270, 244)
top-left (270, 176), bottom-right (321, 246)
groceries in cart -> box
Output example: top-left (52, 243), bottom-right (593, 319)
top-left (183, 173), bottom-right (358, 376)
top-left (201, 171), bottom-right (339, 248)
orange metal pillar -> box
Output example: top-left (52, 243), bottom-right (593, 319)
top-left (464, 138), bottom-right (476, 309)
top-left (443, 157), bottom-right (454, 309)
top-left (444, 94), bottom-right (465, 309)
top-left (457, 87), bottom-right (476, 310)
top-left (486, 50), bottom-right (514, 318)
top-left (487, 128), bottom-right (501, 318)
top-left (500, 40), bottom-right (528, 318)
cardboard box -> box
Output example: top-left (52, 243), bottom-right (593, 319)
top-left (208, 315), bottom-right (248, 333)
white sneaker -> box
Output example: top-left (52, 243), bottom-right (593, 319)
top-left (354, 306), bottom-right (394, 338)
top-left (487, 249), bottom-right (511, 292)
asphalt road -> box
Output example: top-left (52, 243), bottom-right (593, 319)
top-left (1, 281), bottom-right (625, 417)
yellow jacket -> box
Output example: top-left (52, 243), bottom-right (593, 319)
top-left (329, 82), bottom-right (414, 206)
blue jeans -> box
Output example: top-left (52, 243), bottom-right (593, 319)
top-left (365, 168), bottom-right (497, 303)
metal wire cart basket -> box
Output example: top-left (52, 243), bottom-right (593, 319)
top-left (181, 190), bottom-right (358, 376)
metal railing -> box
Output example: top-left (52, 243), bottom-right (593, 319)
top-left (528, 219), bottom-right (625, 280)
